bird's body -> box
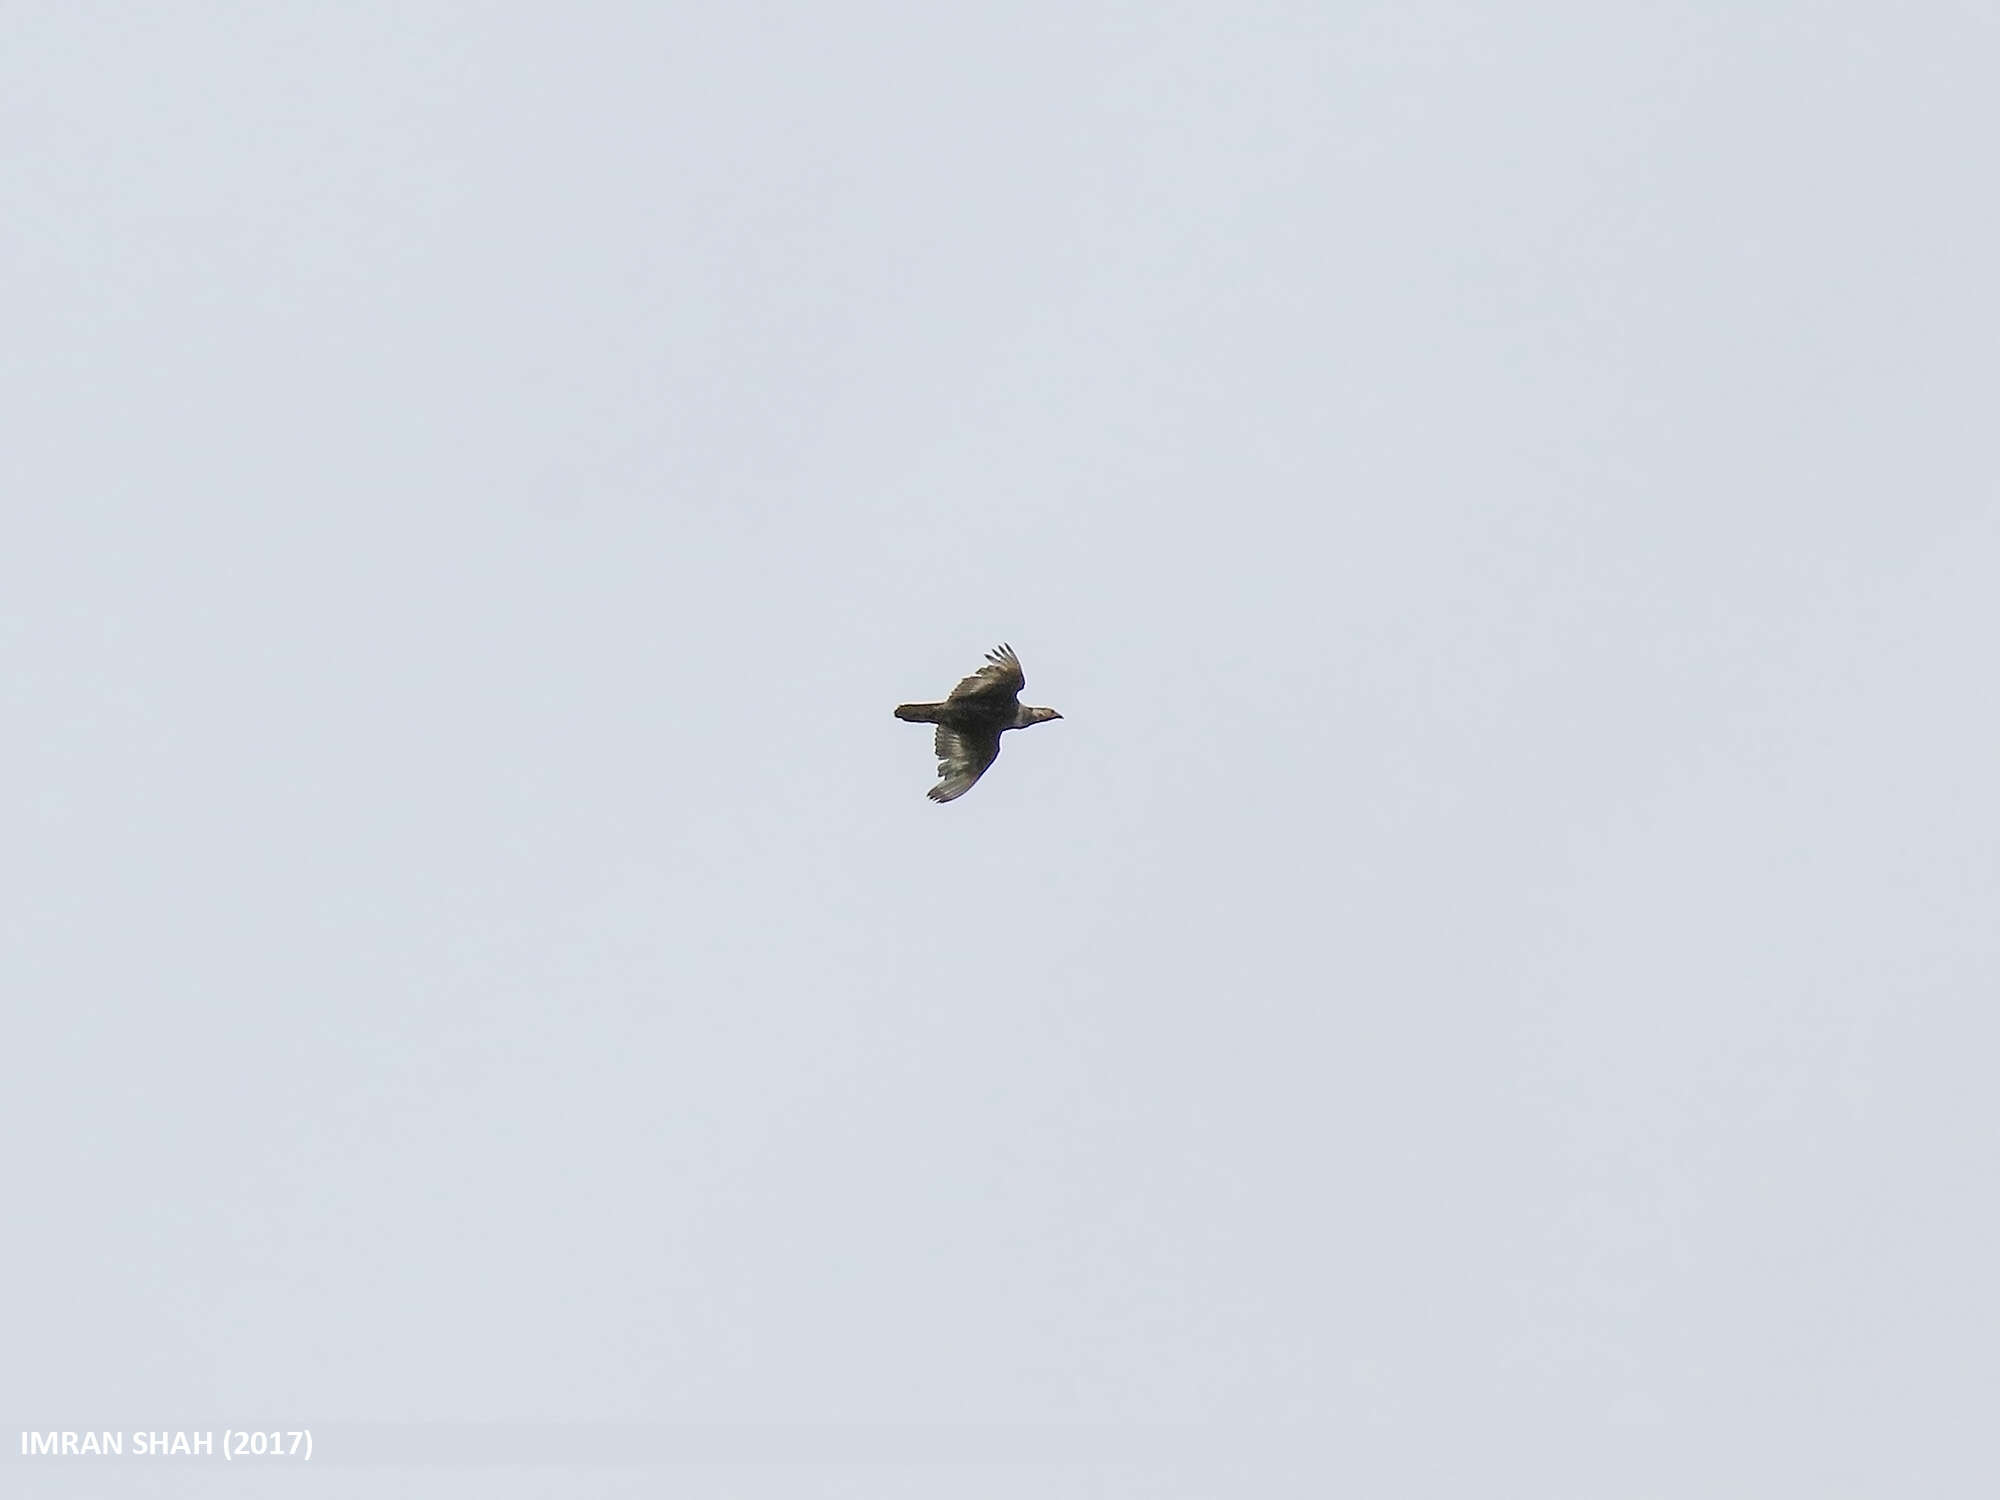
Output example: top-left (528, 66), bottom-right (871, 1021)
top-left (895, 643), bottom-right (1063, 802)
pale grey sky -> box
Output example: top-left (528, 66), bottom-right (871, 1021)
top-left (6, 2), bottom-right (1997, 1495)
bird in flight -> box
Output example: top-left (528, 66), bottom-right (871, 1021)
top-left (894, 644), bottom-right (1063, 802)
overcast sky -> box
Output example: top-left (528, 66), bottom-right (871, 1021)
top-left (6, 2), bottom-right (1997, 1496)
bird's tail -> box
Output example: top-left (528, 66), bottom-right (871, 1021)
top-left (894, 702), bottom-right (945, 723)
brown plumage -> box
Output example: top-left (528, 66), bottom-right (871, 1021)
top-left (894, 643), bottom-right (1063, 802)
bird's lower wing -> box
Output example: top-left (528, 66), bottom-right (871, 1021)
top-left (930, 726), bottom-right (1002, 803)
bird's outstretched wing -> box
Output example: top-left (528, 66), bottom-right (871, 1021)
top-left (930, 724), bottom-right (1003, 803)
top-left (945, 643), bottom-right (1025, 706)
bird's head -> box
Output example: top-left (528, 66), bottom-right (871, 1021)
top-left (1016, 705), bottom-right (1063, 728)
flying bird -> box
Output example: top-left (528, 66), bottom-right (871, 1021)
top-left (894, 643), bottom-right (1063, 802)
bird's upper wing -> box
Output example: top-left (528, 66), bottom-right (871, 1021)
top-left (944, 643), bottom-right (1025, 705)
top-left (930, 724), bottom-right (1003, 803)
